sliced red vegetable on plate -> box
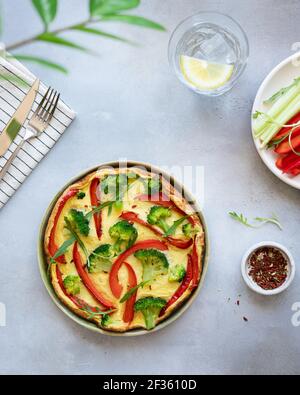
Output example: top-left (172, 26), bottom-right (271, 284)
top-left (159, 254), bottom-right (193, 317)
top-left (272, 112), bottom-right (300, 140)
top-left (73, 242), bottom-right (115, 309)
top-left (109, 239), bottom-right (168, 298)
top-left (276, 156), bottom-right (285, 171)
top-left (48, 189), bottom-right (78, 264)
top-left (90, 178), bottom-right (102, 239)
top-left (123, 262), bottom-right (137, 323)
top-left (289, 167), bottom-right (300, 176)
top-left (275, 133), bottom-right (300, 154)
top-left (280, 152), bottom-right (300, 173)
top-left (119, 211), bottom-right (193, 250)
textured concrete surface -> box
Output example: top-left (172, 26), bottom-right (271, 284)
top-left (0, 0), bottom-right (299, 375)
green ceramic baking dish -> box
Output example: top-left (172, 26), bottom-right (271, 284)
top-left (37, 161), bottom-right (209, 336)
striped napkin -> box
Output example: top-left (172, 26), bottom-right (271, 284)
top-left (0, 56), bottom-right (75, 209)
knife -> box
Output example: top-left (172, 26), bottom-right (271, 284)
top-left (0, 78), bottom-right (40, 157)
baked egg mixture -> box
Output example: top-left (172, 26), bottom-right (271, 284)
top-left (44, 167), bottom-right (205, 332)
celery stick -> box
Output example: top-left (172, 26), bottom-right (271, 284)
top-left (253, 78), bottom-right (300, 134)
top-left (260, 92), bottom-right (300, 146)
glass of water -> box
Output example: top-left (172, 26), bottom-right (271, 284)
top-left (169, 12), bottom-right (249, 96)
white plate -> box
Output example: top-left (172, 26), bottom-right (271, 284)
top-left (252, 52), bottom-right (300, 189)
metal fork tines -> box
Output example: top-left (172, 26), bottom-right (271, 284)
top-left (0, 87), bottom-right (60, 182)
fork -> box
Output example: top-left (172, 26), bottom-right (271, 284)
top-left (0, 87), bottom-right (60, 182)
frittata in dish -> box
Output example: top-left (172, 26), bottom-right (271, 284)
top-left (44, 167), bottom-right (205, 332)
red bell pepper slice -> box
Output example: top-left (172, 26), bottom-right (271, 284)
top-left (73, 242), bottom-right (115, 309)
top-left (109, 239), bottom-right (168, 298)
top-left (120, 211), bottom-right (193, 250)
top-left (272, 112), bottom-right (300, 140)
top-left (275, 128), bottom-right (300, 154)
top-left (166, 237), bottom-right (193, 249)
top-left (159, 254), bottom-right (193, 317)
top-left (90, 178), bottom-right (102, 239)
top-left (123, 262), bottom-right (137, 323)
top-left (290, 167), bottom-right (300, 176)
top-left (276, 156), bottom-right (285, 171)
top-left (136, 192), bottom-right (195, 226)
top-left (280, 152), bottom-right (300, 174)
top-left (48, 189), bottom-right (78, 263)
top-left (191, 239), bottom-right (200, 289)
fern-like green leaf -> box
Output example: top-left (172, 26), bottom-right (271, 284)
top-left (32, 0), bottom-right (58, 30)
top-left (90, 0), bottom-right (140, 17)
top-left (36, 32), bottom-right (88, 52)
top-left (73, 25), bottom-right (130, 43)
top-left (101, 14), bottom-right (166, 31)
top-left (13, 54), bottom-right (68, 74)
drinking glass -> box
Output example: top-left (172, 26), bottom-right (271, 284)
top-left (169, 12), bottom-right (249, 96)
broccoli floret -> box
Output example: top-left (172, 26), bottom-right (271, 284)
top-left (63, 275), bottom-right (81, 295)
top-left (147, 206), bottom-right (172, 233)
top-left (182, 223), bottom-right (197, 238)
top-left (76, 191), bottom-right (86, 200)
top-left (101, 313), bottom-right (110, 327)
top-left (109, 220), bottom-right (138, 253)
top-left (88, 244), bottom-right (112, 273)
top-left (134, 297), bottom-right (166, 330)
top-left (146, 177), bottom-right (162, 195)
top-left (67, 209), bottom-right (90, 237)
top-left (168, 264), bottom-right (186, 282)
top-left (134, 249), bottom-right (169, 281)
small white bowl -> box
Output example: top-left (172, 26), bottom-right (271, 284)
top-left (241, 241), bottom-right (295, 296)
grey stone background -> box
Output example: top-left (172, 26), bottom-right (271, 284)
top-left (0, 0), bottom-right (299, 374)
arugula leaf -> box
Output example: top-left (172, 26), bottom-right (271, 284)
top-left (32, 0), bottom-right (58, 30)
top-left (64, 217), bottom-right (91, 268)
top-left (90, 0), bottom-right (140, 17)
top-left (229, 212), bottom-right (283, 230)
top-left (81, 306), bottom-right (114, 320)
top-left (101, 14), bottom-right (166, 31)
top-left (163, 215), bottom-right (190, 237)
top-left (85, 201), bottom-right (115, 221)
top-left (50, 236), bottom-right (76, 264)
top-left (120, 281), bottom-right (150, 303)
top-left (12, 55), bottom-right (68, 74)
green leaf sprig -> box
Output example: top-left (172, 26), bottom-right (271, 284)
top-left (163, 215), bottom-right (190, 237)
top-left (229, 212), bottom-right (283, 230)
top-left (4, 0), bottom-right (166, 74)
top-left (81, 305), bottom-right (114, 320)
top-left (120, 280), bottom-right (150, 303)
top-left (32, 0), bottom-right (58, 31)
top-left (64, 217), bottom-right (91, 268)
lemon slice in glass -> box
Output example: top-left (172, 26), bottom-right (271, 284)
top-left (180, 55), bottom-right (234, 91)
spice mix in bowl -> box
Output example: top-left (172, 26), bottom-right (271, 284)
top-left (241, 241), bottom-right (295, 295)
